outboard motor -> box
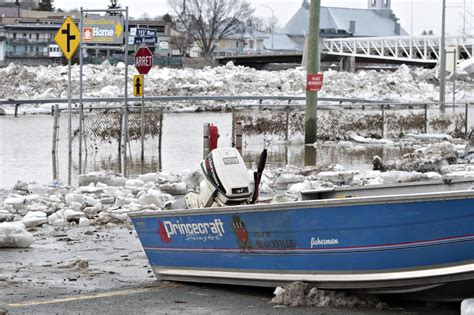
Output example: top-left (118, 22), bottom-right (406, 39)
top-left (185, 147), bottom-right (253, 208)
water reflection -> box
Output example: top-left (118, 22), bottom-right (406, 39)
top-left (1, 114), bottom-right (416, 188)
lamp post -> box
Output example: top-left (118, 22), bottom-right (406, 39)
top-left (262, 5), bottom-right (274, 51)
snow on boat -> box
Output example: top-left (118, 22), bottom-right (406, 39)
top-left (130, 148), bottom-right (474, 298)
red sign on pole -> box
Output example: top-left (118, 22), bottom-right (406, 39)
top-left (306, 73), bottom-right (324, 92)
top-left (135, 46), bottom-right (153, 74)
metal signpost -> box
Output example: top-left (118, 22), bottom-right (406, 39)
top-left (54, 16), bottom-right (80, 185)
top-left (78, 7), bottom-right (129, 177)
top-left (134, 45), bottom-right (153, 172)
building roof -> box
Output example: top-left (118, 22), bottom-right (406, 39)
top-left (259, 32), bottom-right (303, 51)
top-left (280, 5), bottom-right (408, 37)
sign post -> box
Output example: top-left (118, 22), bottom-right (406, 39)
top-left (54, 16), bottom-right (80, 185)
top-left (135, 45), bottom-right (153, 171)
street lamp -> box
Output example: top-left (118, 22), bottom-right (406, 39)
top-left (262, 5), bottom-right (274, 51)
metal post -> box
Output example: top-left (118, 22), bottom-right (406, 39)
top-left (67, 59), bottom-right (72, 186)
top-left (381, 104), bottom-right (385, 139)
top-left (465, 103), bottom-right (469, 135)
top-left (158, 112), bottom-right (163, 172)
top-left (439, 0), bottom-right (446, 112)
top-left (305, 0), bottom-right (321, 144)
top-left (453, 52), bottom-right (457, 112)
top-left (123, 7), bottom-right (129, 177)
top-left (79, 8), bottom-right (83, 109)
top-left (14, 104), bottom-right (18, 117)
top-left (285, 106), bottom-right (289, 141)
top-left (235, 121), bottom-right (242, 156)
top-left (203, 123), bottom-right (210, 159)
top-left (78, 104), bottom-right (83, 174)
top-left (424, 104), bottom-right (428, 133)
top-left (52, 104), bottom-right (59, 181)
top-left (141, 93), bottom-right (145, 174)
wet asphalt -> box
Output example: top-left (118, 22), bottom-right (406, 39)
top-left (0, 224), bottom-right (461, 315)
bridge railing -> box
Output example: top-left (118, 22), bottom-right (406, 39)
top-left (322, 35), bottom-right (474, 62)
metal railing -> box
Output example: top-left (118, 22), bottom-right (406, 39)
top-left (322, 34), bottom-right (474, 63)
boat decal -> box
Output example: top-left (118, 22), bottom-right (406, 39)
top-left (143, 233), bottom-right (474, 254)
top-left (157, 218), bottom-right (226, 242)
top-left (231, 216), bottom-right (253, 251)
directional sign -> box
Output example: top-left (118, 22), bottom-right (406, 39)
top-left (306, 73), bottom-right (324, 92)
top-left (135, 46), bottom-right (153, 75)
top-left (54, 16), bottom-right (80, 61)
top-left (82, 16), bottom-right (124, 44)
top-left (133, 36), bottom-right (157, 45)
top-left (130, 28), bottom-right (157, 37)
top-left (133, 75), bottom-right (144, 96)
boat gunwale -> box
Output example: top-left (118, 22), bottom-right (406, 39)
top-left (128, 188), bottom-right (474, 218)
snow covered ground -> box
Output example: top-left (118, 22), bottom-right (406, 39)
top-left (0, 60), bottom-right (473, 115)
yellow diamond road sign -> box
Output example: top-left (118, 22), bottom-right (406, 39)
top-left (54, 16), bottom-right (80, 61)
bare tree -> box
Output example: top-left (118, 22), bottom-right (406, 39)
top-left (168, 0), bottom-right (254, 56)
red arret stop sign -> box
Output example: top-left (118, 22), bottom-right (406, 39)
top-left (306, 73), bottom-right (324, 92)
top-left (135, 46), bottom-right (153, 74)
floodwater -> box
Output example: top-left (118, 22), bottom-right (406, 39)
top-left (0, 113), bottom-right (413, 188)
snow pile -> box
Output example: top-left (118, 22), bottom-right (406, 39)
top-left (455, 58), bottom-right (474, 81)
top-left (272, 282), bottom-right (386, 309)
top-left (1, 62), bottom-right (474, 114)
top-left (373, 141), bottom-right (458, 173)
top-left (0, 221), bottom-right (34, 248)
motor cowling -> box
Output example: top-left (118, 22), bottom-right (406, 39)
top-left (185, 147), bottom-right (253, 209)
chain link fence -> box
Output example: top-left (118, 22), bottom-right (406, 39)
top-left (54, 106), bottom-right (162, 183)
top-left (233, 103), bottom-right (473, 146)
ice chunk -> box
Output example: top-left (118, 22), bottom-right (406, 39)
top-left (21, 211), bottom-right (47, 228)
top-left (461, 298), bottom-right (474, 315)
top-left (0, 221), bottom-right (34, 248)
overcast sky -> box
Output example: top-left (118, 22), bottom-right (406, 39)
top-left (54, 0), bottom-right (474, 36)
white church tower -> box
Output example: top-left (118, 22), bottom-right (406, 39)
top-left (368, 0), bottom-right (391, 10)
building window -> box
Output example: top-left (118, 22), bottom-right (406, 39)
top-left (23, 33), bottom-right (27, 37)
top-left (29, 33), bottom-right (32, 39)
top-left (36, 33), bottom-right (39, 40)
top-left (13, 33), bottom-right (16, 39)
top-left (249, 40), bottom-right (254, 49)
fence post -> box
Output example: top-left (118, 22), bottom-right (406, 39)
top-left (285, 106), bottom-right (290, 141)
top-left (118, 111), bottom-right (122, 174)
top-left (381, 104), bottom-right (385, 139)
top-left (158, 110), bottom-right (163, 172)
top-left (466, 103), bottom-right (469, 136)
top-left (235, 121), bottom-right (242, 156)
top-left (158, 111), bottom-right (163, 172)
top-left (52, 105), bottom-right (59, 181)
top-left (14, 104), bottom-right (18, 117)
top-left (78, 104), bottom-right (84, 175)
top-left (51, 105), bottom-right (54, 116)
top-left (424, 104), bottom-right (428, 134)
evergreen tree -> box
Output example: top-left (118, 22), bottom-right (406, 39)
top-left (36, 0), bottom-right (54, 11)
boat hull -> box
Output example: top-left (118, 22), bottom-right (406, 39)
top-left (130, 191), bottom-right (474, 296)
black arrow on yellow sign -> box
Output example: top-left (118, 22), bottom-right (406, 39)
top-left (134, 75), bottom-right (144, 96)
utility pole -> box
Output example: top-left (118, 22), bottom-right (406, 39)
top-left (439, 0), bottom-right (446, 112)
top-left (305, 0), bottom-right (321, 144)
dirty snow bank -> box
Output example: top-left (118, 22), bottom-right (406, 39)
top-left (1, 62), bottom-right (473, 114)
top-left (272, 282), bottom-right (386, 309)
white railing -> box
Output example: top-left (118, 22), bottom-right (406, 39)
top-left (322, 35), bottom-right (474, 63)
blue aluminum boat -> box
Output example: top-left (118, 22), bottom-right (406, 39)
top-left (130, 178), bottom-right (474, 298)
